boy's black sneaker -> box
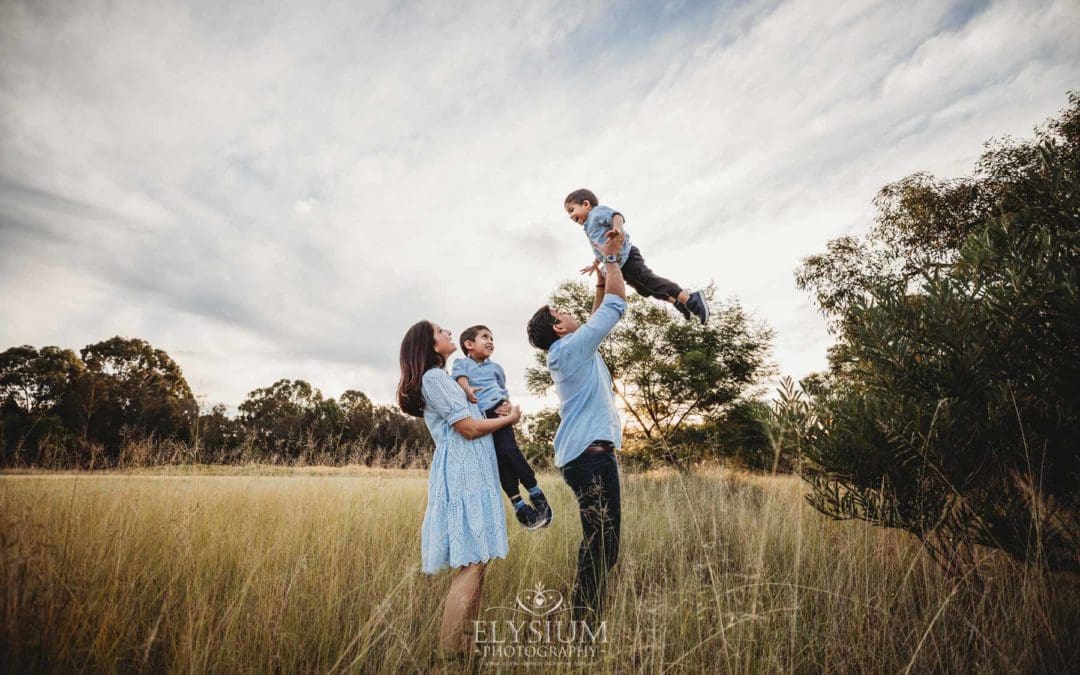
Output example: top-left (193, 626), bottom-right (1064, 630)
top-left (515, 503), bottom-right (547, 530)
top-left (673, 301), bottom-right (692, 321)
top-left (686, 291), bottom-right (710, 325)
top-left (529, 491), bottom-right (553, 527)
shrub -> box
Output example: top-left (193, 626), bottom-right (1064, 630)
top-left (790, 93), bottom-right (1080, 570)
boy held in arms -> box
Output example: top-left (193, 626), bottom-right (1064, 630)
top-left (452, 325), bottom-right (552, 530)
top-left (565, 188), bottom-right (710, 324)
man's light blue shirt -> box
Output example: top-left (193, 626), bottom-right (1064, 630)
top-left (548, 294), bottom-right (626, 467)
top-left (450, 356), bottom-right (509, 413)
top-left (583, 205), bottom-right (633, 266)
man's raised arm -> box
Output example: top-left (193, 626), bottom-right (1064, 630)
top-left (601, 231), bottom-right (626, 299)
top-left (574, 232), bottom-right (628, 355)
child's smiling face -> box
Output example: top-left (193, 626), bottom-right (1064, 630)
top-left (465, 328), bottom-right (494, 360)
top-left (565, 200), bottom-right (592, 225)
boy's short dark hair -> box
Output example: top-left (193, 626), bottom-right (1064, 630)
top-left (459, 325), bottom-right (491, 353)
top-left (527, 306), bottom-right (559, 351)
top-left (564, 188), bottom-right (598, 207)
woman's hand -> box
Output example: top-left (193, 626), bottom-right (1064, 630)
top-left (451, 405), bottom-right (521, 439)
top-left (494, 401), bottom-right (511, 416)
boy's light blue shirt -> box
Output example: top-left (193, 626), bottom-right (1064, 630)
top-left (548, 294), bottom-right (626, 467)
top-left (583, 205), bottom-right (633, 267)
top-left (450, 356), bottom-right (509, 413)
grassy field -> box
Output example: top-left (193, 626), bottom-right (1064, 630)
top-left (1, 466), bottom-right (1076, 673)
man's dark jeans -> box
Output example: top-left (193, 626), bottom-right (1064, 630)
top-left (560, 444), bottom-right (621, 621)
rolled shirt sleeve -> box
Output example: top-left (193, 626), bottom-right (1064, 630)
top-left (422, 368), bottom-right (472, 425)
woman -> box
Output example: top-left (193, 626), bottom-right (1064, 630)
top-left (397, 320), bottom-right (520, 655)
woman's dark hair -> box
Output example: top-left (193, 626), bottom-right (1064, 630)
top-left (397, 320), bottom-right (445, 417)
top-left (527, 305), bottom-right (559, 351)
top-left (564, 188), bottom-right (598, 207)
top-left (459, 324), bottom-right (491, 353)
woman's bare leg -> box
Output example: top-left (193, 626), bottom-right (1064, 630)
top-left (439, 562), bottom-right (487, 654)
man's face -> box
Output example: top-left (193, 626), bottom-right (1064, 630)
top-left (465, 329), bottom-right (494, 359)
top-left (565, 200), bottom-right (591, 225)
top-left (550, 307), bottom-right (579, 335)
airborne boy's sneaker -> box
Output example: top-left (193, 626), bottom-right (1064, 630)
top-left (686, 290), bottom-right (710, 325)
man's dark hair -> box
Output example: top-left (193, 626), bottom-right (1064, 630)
top-left (527, 305), bottom-right (559, 351)
top-left (564, 188), bottom-right (598, 207)
top-left (459, 324), bottom-right (490, 354)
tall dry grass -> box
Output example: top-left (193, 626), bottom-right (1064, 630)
top-left (1, 467), bottom-right (1076, 673)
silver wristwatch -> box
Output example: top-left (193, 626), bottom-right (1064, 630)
top-left (604, 254), bottom-right (619, 263)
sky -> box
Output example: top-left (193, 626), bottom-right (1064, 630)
top-left (1, 0), bottom-right (1078, 413)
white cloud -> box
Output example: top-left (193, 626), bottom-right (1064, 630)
top-left (1, 0), bottom-right (1077, 412)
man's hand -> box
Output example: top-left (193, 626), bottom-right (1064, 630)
top-left (596, 229), bottom-right (627, 303)
top-left (608, 214), bottom-right (625, 238)
top-left (599, 230), bottom-right (624, 259)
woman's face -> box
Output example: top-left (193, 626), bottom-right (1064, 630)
top-left (432, 323), bottom-right (457, 359)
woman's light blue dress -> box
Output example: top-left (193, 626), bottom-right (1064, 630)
top-left (420, 367), bottom-right (509, 574)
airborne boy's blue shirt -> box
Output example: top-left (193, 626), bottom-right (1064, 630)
top-left (583, 205), bottom-right (633, 266)
top-left (450, 356), bottom-right (509, 413)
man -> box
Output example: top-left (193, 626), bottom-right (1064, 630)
top-left (526, 230), bottom-right (626, 621)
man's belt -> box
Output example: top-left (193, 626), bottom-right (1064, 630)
top-left (584, 440), bottom-right (615, 454)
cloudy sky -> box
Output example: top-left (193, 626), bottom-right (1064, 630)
top-left (1, 0), bottom-right (1077, 413)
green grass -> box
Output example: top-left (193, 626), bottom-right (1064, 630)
top-left (1, 466), bottom-right (1076, 672)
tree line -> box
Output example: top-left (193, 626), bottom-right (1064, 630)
top-left (0, 337), bottom-right (431, 468)
top-left (2, 291), bottom-right (778, 470)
